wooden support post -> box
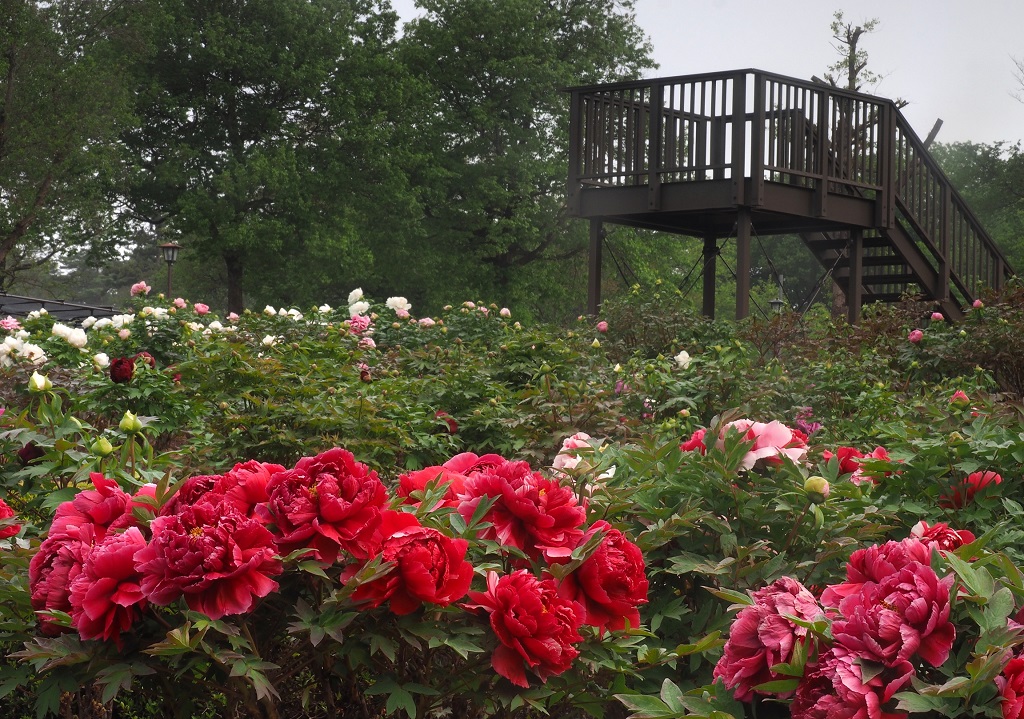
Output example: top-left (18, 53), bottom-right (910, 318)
top-left (587, 220), bottom-right (603, 315)
top-left (702, 235), bottom-right (717, 318)
top-left (847, 229), bottom-right (863, 324)
top-left (736, 208), bottom-right (751, 320)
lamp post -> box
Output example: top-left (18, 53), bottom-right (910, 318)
top-left (768, 274), bottom-right (786, 314)
top-left (159, 242), bottom-right (182, 296)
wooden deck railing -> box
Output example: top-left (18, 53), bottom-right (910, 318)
top-left (567, 69), bottom-right (1013, 305)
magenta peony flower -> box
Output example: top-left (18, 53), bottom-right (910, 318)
top-left (0, 497), bottom-right (21, 539)
top-left (30, 523), bottom-right (100, 635)
top-left (457, 459), bottom-right (586, 561)
top-left (830, 645), bottom-right (915, 719)
top-left (949, 389), bottom-right (970, 407)
top-left (680, 428), bottom-right (707, 454)
top-left (910, 521), bottom-right (975, 553)
top-left (215, 460), bottom-right (285, 518)
top-left (259, 447), bottom-right (387, 563)
top-left (596, 321), bottom-right (608, 332)
top-left (69, 527), bottom-right (148, 645)
top-left (908, 328), bottom-right (924, 343)
top-left (998, 655), bottom-right (1024, 719)
top-left (556, 521), bottom-right (648, 633)
top-left (930, 311), bottom-right (944, 321)
top-left (466, 570), bottom-right (584, 687)
top-left (353, 512), bottom-right (473, 615)
top-left (443, 452), bottom-right (506, 476)
top-left (713, 576), bottom-right (822, 702)
top-left (396, 466), bottom-right (468, 509)
top-left (136, 497), bottom-right (282, 619)
top-left (821, 539), bottom-right (932, 608)
top-left (973, 299), bottom-right (984, 309)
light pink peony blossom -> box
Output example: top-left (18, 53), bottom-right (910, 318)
top-left (193, 303), bottom-right (210, 315)
top-left (908, 329), bottom-right (923, 343)
top-left (130, 281), bottom-right (151, 296)
top-left (173, 298), bottom-right (187, 308)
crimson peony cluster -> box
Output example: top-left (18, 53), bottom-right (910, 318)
top-left (716, 531), bottom-right (967, 719)
top-left (28, 448), bottom-right (649, 688)
top-left (821, 444), bottom-right (892, 486)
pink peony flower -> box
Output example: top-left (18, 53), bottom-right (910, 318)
top-left (466, 570), bottom-right (584, 687)
top-left (193, 303), bottom-right (210, 315)
top-left (973, 299), bottom-right (984, 309)
top-left (499, 307), bottom-right (511, 318)
top-left (821, 539), bottom-right (932, 608)
top-left (930, 311), bottom-right (944, 321)
top-left (596, 321), bottom-right (608, 333)
top-left (349, 314), bottom-right (371, 335)
top-left (907, 329), bottom-right (923, 343)
top-left (353, 512), bottom-right (473, 615)
top-left (118, 329), bottom-right (131, 340)
top-left (830, 645), bottom-right (915, 719)
top-left (130, 281), bottom-right (151, 296)
top-left (0, 497), bottom-right (20, 539)
top-left (0, 316), bottom-right (21, 331)
top-left (939, 470), bottom-right (1002, 509)
top-left (173, 297), bottom-right (187, 308)
top-left (822, 445), bottom-right (891, 486)
top-left (715, 419), bottom-right (808, 470)
top-left (259, 447), bottom-right (387, 562)
top-left (395, 308), bottom-right (410, 319)
top-left (998, 655), bottom-right (1024, 719)
top-left (949, 390), bottom-right (970, 407)
top-left (227, 312), bottom-right (239, 321)
top-left (713, 576), bottom-right (822, 702)
top-left (457, 460), bottom-right (586, 561)
top-left (442, 451), bottom-right (508, 476)
top-left (69, 526), bottom-right (148, 645)
top-left (418, 317), bottom-right (436, 327)
top-left (680, 428), bottom-right (707, 454)
top-left (434, 410), bottom-right (458, 434)
top-left (556, 521), bottom-right (648, 633)
top-left (358, 336), bottom-right (376, 350)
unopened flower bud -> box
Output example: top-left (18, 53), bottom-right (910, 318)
top-left (804, 476), bottom-right (830, 504)
top-left (119, 410), bottom-right (143, 434)
top-left (28, 371), bottom-right (52, 392)
top-left (91, 437), bottom-right (114, 457)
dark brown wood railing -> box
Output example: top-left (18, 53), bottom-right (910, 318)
top-left (568, 69), bottom-right (1013, 308)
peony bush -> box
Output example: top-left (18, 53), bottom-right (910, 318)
top-left (2, 283), bottom-right (1024, 717)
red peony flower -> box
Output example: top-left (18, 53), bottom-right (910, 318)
top-left (396, 466), bottom-right (468, 509)
top-left (442, 452), bottom-right (506, 476)
top-left (69, 527), bottom-right (148, 645)
top-left (354, 511), bottom-right (473, 615)
top-left (109, 357), bottom-right (134, 384)
top-left (133, 351), bottom-right (156, 368)
top-left (216, 460), bottom-right (285, 518)
top-left (713, 576), bottom-right (822, 702)
top-left (679, 428), bottom-right (707, 454)
top-left (466, 570), bottom-right (584, 687)
top-left (30, 523), bottom-right (101, 635)
top-left (820, 539), bottom-right (932, 608)
top-left (434, 410), bottom-right (458, 434)
top-left (910, 521), bottom-right (975, 553)
top-left (259, 447), bottom-right (387, 563)
top-left (136, 497), bottom-right (282, 619)
top-left (830, 645), bottom-right (915, 719)
top-left (998, 655), bottom-right (1024, 719)
top-left (456, 459), bottom-right (585, 561)
top-left (556, 521), bottom-right (648, 633)
top-left (940, 470), bottom-right (1002, 509)
top-left (159, 474), bottom-right (223, 516)
top-left (0, 497), bottom-right (20, 539)
top-left (16, 441), bottom-right (45, 466)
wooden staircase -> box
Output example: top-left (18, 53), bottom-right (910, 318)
top-left (566, 69), bottom-right (1014, 321)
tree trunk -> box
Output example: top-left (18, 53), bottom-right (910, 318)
top-left (225, 250), bottom-right (245, 314)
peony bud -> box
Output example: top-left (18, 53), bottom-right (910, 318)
top-left (28, 371), bottom-right (52, 392)
top-left (90, 437), bottom-right (114, 457)
top-left (804, 476), bottom-right (830, 504)
top-left (118, 410), bottom-right (143, 434)
top-left (591, 338), bottom-right (601, 348)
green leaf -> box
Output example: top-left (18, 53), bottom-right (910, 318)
top-left (385, 686), bottom-right (416, 718)
top-left (705, 587), bottom-right (753, 607)
top-left (893, 692), bottom-right (959, 715)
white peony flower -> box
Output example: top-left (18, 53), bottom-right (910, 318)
top-left (66, 328), bottom-right (88, 348)
top-left (51, 323), bottom-right (72, 339)
top-left (207, 320), bottom-right (223, 332)
top-left (262, 335), bottom-right (278, 347)
top-left (92, 318), bottom-right (112, 330)
top-left (349, 301), bottom-right (370, 316)
top-left (674, 350), bottom-right (692, 369)
top-left (92, 352), bottom-right (110, 368)
top-left (347, 288), bottom-right (364, 305)
top-left (81, 316), bottom-right (97, 329)
top-left (386, 296), bottom-right (412, 312)
top-left (264, 305), bottom-right (277, 316)
top-left (318, 303), bottom-right (332, 313)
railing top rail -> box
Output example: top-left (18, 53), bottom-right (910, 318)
top-left (565, 68), bottom-right (897, 106)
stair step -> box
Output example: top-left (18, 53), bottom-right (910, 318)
top-left (859, 273), bottom-right (917, 285)
top-left (806, 235), bottom-right (891, 251)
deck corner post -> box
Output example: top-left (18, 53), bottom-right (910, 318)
top-left (587, 219), bottom-right (603, 316)
top-left (702, 234), bottom-right (717, 319)
top-left (735, 208), bottom-right (751, 320)
top-left (847, 229), bottom-right (864, 324)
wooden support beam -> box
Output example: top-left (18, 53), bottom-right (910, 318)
top-left (847, 229), bottom-right (863, 324)
top-left (587, 220), bottom-right (603, 315)
top-left (702, 234), bottom-right (717, 318)
top-left (736, 208), bottom-right (751, 320)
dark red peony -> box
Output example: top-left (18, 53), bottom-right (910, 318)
top-left (456, 459), bottom-right (585, 561)
top-left (820, 539), bottom-right (932, 608)
top-left (940, 470), bottom-right (1002, 509)
top-left (259, 447), bottom-right (387, 563)
top-left (16, 441), bottom-right (45, 466)
top-left (109, 357), bottom-right (135, 384)
top-left (354, 511), bottom-right (473, 615)
top-left (133, 351), bottom-right (156, 368)
top-left (434, 410), bottom-right (458, 434)
top-left (557, 521), bottom-right (648, 633)
top-left (466, 570), bottom-right (584, 687)
top-left (69, 527), bottom-right (148, 645)
top-left (998, 655), bottom-right (1024, 719)
top-left (135, 497), bottom-right (282, 619)
top-left (30, 523), bottom-right (100, 635)
top-left (0, 497), bottom-right (20, 539)
top-left (713, 576), bottom-right (822, 702)
top-left (159, 474), bottom-right (223, 516)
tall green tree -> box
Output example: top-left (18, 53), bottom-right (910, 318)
top-left (0, 0), bottom-right (139, 290)
top-left (122, 0), bottom-right (419, 313)
top-left (396, 0), bottom-right (656, 319)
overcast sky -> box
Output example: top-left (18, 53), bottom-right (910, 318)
top-left (391, 0), bottom-right (1024, 147)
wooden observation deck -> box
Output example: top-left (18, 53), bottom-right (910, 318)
top-left (567, 69), bottom-right (1014, 321)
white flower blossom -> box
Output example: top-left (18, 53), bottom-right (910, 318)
top-left (318, 303), bottom-right (332, 313)
top-left (347, 288), bottom-right (364, 305)
top-left (386, 296), bottom-right (412, 313)
top-left (264, 305), bottom-right (277, 316)
top-left (51, 323), bottom-right (72, 339)
top-left (66, 328), bottom-right (88, 349)
top-left (92, 318), bottom-right (112, 330)
top-left (81, 316), bottom-right (97, 329)
top-left (349, 301), bottom-right (370, 316)
top-left (674, 350), bottom-right (692, 369)
top-left (262, 335), bottom-right (278, 347)
top-left (92, 352), bottom-right (110, 368)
